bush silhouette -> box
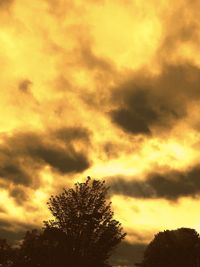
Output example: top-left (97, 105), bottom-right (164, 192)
top-left (140, 228), bottom-right (200, 267)
top-left (0, 238), bottom-right (15, 267)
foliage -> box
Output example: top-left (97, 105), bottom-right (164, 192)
top-left (44, 177), bottom-right (126, 267)
top-left (0, 238), bottom-right (15, 267)
top-left (141, 228), bottom-right (200, 267)
top-left (0, 177), bottom-right (125, 267)
top-left (13, 228), bottom-right (72, 267)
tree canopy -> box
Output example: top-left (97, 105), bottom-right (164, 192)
top-left (0, 238), bottom-right (15, 267)
top-left (0, 177), bottom-right (125, 267)
top-left (44, 176), bottom-right (126, 267)
top-left (140, 228), bottom-right (200, 267)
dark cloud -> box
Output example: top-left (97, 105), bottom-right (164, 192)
top-left (110, 178), bottom-right (154, 199)
top-left (18, 79), bottom-right (32, 93)
top-left (110, 165), bottom-right (200, 200)
top-left (9, 187), bottom-right (28, 204)
top-left (0, 0), bottom-right (14, 8)
top-left (79, 45), bottom-right (112, 72)
top-left (30, 144), bottom-right (89, 174)
top-left (103, 142), bottom-right (121, 159)
top-left (53, 127), bottom-right (90, 141)
top-left (0, 161), bottom-right (31, 186)
top-left (111, 103), bottom-right (157, 135)
top-left (0, 219), bottom-right (38, 244)
top-left (110, 64), bottom-right (200, 135)
top-left (110, 241), bottom-right (146, 267)
top-left (0, 228), bottom-right (24, 244)
top-left (0, 127), bottom-right (90, 202)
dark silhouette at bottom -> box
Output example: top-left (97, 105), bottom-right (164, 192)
top-left (0, 177), bottom-right (126, 267)
top-left (138, 228), bottom-right (200, 267)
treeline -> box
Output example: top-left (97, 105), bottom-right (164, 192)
top-left (0, 177), bottom-right (126, 267)
top-left (0, 177), bottom-right (199, 267)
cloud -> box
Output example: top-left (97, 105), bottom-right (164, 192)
top-left (110, 165), bottom-right (200, 200)
top-left (9, 187), bottom-right (28, 204)
top-left (110, 241), bottom-right (146, 267)
top-left (0, 127), bottom-right (90, 202)
top-left (0, 219), bottom-right (37, 243)
top-left (0, 160), bottom-right (31, 186)
top-left (53, 127), bottom-right (90, 141)
top-left (18, 79), bottom-right (33, 93)
top-left (158, 0), bottom-right (200, 62)
top-left (1, 0), bottom-right (200, 248)
top-left (78, 44), bottom-right (113, 72)
top-left (30, 144), bottom-right (89, 174)
top-left (110, 64), bottom-right (200, 135)
top-left (0, 0), bottom-right (14, 9)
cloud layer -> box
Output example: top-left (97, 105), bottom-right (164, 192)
top-left (0, 127), bottom-right (90, 203)
top-left (110, 64), bottom-right (200, 135)
top-left (110, 165), bottom-right (200, 200)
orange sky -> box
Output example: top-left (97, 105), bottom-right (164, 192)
top-left (1, 0), bottom-right (200, 264)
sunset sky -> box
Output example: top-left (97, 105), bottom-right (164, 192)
top-left (1, 0), bottom-right (200, 265)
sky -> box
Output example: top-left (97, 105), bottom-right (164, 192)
top-left (1, 0), bottom-right (200, 265)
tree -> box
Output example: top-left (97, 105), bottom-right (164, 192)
top-left (13, 228), bottom-right (69, 267)
top-left (140, 228), bottom-right (200, 267)
top-left (13, 229), bottom-right (42, 267)
top-left (0, 238), bottom-right (14, 267)
top-left (44, 177), bottom-right (126, 267)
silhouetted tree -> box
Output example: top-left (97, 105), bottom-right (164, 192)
top-left (140, 228), bottom-right (200, 267)
top-left (44, 177), bottom-right (126, 267)
top-left (0, 238), bottom-right (14, 267)
top-left (12, 230), bottom-right (40, 267)
top-left (13, 228), bottom-right (70, 267)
